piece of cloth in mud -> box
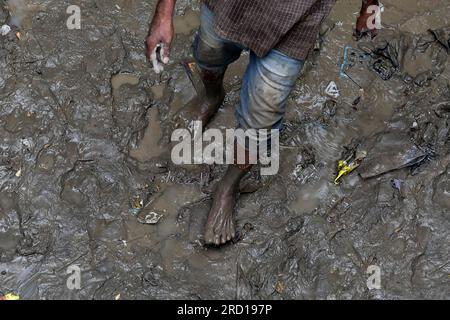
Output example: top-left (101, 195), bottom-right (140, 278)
top-left (203, 0), bottom-right (336, 60)
top-left (358, 26), bottom-right (450, 84)
top-left (358, 132), bottom-right (428, 179)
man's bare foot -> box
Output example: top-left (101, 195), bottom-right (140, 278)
top-left (204, 183), bottom-right (237, 245)
top-left (204, 164), bottom-right (249, 246)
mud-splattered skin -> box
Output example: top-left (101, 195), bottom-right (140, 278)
top-left (0, 0), bottom-right (449, 300)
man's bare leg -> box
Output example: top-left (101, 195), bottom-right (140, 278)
top-left (203, 163), bottom-right (251, 245)
top-left (204, 145), bottom-right (252, 245)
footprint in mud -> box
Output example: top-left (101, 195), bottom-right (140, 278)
top-left (37, 152), bottom-right (56, 172)
top-left (182, 199), bottom-right (211, 244)
top-left (3, 112), bottom-right (39, 135)
top-left (128, 107), bottom-right (167, 163)
top-left (111, 73), bottom-right (139, 97)
top-left (0, 230), bottom-right (21, 261)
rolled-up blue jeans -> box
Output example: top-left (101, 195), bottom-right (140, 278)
top-left (193, 5), bottom-right (304, 149)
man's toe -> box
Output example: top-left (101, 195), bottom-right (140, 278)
top-left (204, 228), bottom-right (214, 244)
top-left (221, 233), bottom-right (227, 244)
top-left (228, 222), bottom-right (236, 240)
top-left (214, 234), bottom-right (221, 246)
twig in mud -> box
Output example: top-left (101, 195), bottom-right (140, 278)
top-left (325, 196), bottom-right (346, 217)
top-left (47, 86), bottom-right (69, 124)
top-left (93, 276), bottom-right (113, 299)
top-left (428, 260), bottom-right (450, 276)
top-left (33, 138), bottom-right (54, 170)
top-left (164, 170), bottom-right (171, 183)
top-left (328, 227), bottom-right (346, 242)
top-left (55, 250), bottom-right (91, 272)
top-left (343, 71), bottom-right (362, 89)
top-left (279, 144), bottom-right (301, 150)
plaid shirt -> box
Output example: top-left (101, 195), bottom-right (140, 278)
top-left (203, 0), bottom-right (336, 60)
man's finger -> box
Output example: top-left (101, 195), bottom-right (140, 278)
top-left (162, 42), bottom-right (171, 64)
top-left (146, 38), bottom-right (157, 60)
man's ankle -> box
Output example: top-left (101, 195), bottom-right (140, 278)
top-left (205, 87), bottom-right (225, 102)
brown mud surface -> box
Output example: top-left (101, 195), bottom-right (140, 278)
top-left (0, 0), bottom-right (449, 299)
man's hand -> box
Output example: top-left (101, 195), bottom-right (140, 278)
top-left (146, 0), bottom-right (176, 73)
top-left (354, 0), bottom-right (380, 41)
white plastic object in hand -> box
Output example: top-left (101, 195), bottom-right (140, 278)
top-left (151, 43), bottom-right (170, 74)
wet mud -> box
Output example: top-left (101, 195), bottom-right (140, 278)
top-left (0, 0), bottom-right (449, 299)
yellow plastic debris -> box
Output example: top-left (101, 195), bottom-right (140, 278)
top-left (187, 62), bottom-right (196, 72)
top-left (2, 293), bottom-right (20, 300)
top-left (131, 197), bottom-right (143, 209)
top-left (334, 150), bottom-right (367, 185)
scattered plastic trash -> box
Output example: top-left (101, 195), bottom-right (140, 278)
top-left (360, 25), bottom-right (450, 84)
top-left (0, 24), bottom-right (11, 36)
top-left (129, 208), bottom-right (140, 216)
top-left (114, 293), bottom-right (121, 300)
top-left (358, 132), bottom-right (427, 179)
top-left (373, 58), bottom-right (395, 80)
top-left (339, 45), bottom-right (371, 78)
top-left (352, 96), bottom-right (361, 106)
top-left (138, 211), bottom-right (163, 225)
top-left (15, 31), bottom-right (22, 40)
top-left (275, 280), bottom-right (285, 294)
top-left (129, 197), bottom-right (143, 216)
top-left (15, 169), bottom-right (22, 177)
top-left (334, 150), bottom-right (367, 184)
top-left (0, 293), bottom-right (20, 300)
top-left (340, 45), bottom-right (353, 78)
top-left (391, 179), bottom-right (402, 191)
top-left (434, 102), bottom-right (450, 117)
top-left (339, 45), bottom-right (371, 89)
top-left (325, 81), bottom-right (340, 98)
